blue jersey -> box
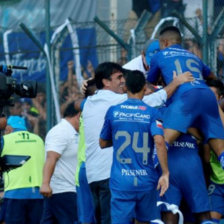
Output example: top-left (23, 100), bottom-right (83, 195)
top-left (168, 134), bottom-right (198, 164)
top-left (100, 98), bottom-right (163, 191)
top-left (147, 44), bottom-right (211, 100)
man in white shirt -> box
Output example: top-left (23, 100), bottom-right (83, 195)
top-left (82, 62), bottom-right (193, 224)
top-left (40, 102), bottom-right (80, 224)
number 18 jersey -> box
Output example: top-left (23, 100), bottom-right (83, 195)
top-left (100, 98), bottom-right (163, 191)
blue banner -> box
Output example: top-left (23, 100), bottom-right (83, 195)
top-left (0, 27), bottom-right (98, 83)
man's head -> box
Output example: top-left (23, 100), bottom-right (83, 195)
top-left (9, 100), bottom-right (22, 116)
top-left (159, 26), bottom-right (182, 49)
top-left (36, 83), bottom-right (46, 104)
top-left (85, 79), bottom-right (96, 98)
top-left (125, 70), bottom-right (146, 98)
top-left (5, 115), bottom-right (27, 134)
top-left (206, 79), bottom-right (224, 100)
top-left (95, 62), bottom-right (125, 94)
top-left (63, 102), bottom-right (80, 132)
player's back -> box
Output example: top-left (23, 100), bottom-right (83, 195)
top-left (108, 98), bottom-right (161, 192)
top-left (148, 44), bottom-right (211, 99)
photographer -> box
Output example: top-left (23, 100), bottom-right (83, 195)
top-left (1, 115), bottom-right (45, 224)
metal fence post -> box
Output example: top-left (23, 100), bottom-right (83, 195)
top-left (45, 0), bottom-right (52, 131)
top-left (202, 0), bottom-right (208, 64)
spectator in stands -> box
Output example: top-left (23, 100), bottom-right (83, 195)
top-left (20, 98), bottom-right (39, 134)
top-left (183, 39), bottom-right (202, 59)
top-left (32, 84), bottom-right (47, 140)
top-left (161, 0), bottom-right (185, 18)
top-left (217, 39), bottom-right (224, 80)
top-left (8, 98), bottom-right (22, 117)
top-left (60, 60), bottom-right (83, 116)
top-left (204, 79), bottom-right (224, 223)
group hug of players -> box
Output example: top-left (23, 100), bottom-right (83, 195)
top-left (97, 26), bottom-right (224, 224)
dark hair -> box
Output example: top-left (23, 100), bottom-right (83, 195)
top-left (95, 62), bottom-right (124, 89)
top-left (125, 70), bottom-right (146, 94)
top-left (206, 79), bottom-right (224, 97)
top-left (63, 102), bottom-right (79, 118)
top-left (159, 26), bottom-right (182, 43)
top-left (85, 79), bottom-right (96, 98)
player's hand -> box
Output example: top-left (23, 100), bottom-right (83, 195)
top-left (157, 173), bottom-right (169, 196)
top-left (81, 80), bottom-right (88, 95)
top-left (173, 71), bottom-right (195, 85)
top-left (40, 183), bottom-right (52, 197)
top-left (81, 77), bottom-right (94, 95)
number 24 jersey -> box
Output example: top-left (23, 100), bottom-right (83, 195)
top-left (100, 98), bottom-right (163, 191)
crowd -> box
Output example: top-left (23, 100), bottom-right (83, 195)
top-left (0, 25), bottom-right (224, 224)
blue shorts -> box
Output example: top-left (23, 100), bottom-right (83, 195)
top-left (40, 192), bottom-right (78, 224)
top-left (77, 162), bottom-right (95, 223)
top-left (208, 181), bottom-right (224, 215)
top-left (163, 88), bottom-right (224, 141)
top-left (3, 198), bottom-right (43, 224)
top-left (111, 189), bottom-right (160, 224)
top-left (161, 151), bottom-right (210, 213)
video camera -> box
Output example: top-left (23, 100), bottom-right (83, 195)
top-left (0, 65), bottom-right (37, 173)
top-left (0, 65), bottom-right (37, 106)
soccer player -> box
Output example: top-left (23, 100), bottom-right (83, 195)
top-left (205, 80), bottom-right (224, 223)
top-left (100, 70), bottom-right (169, 224)
top-left (147, 26), bottom-right (224, 169)
top-left (160, 134), bottom-right (211, 224)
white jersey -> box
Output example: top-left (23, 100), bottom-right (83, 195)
top-left (82, 89), bottom-right (167, 184)
top-left (45, 119), bottom-right (79, 194)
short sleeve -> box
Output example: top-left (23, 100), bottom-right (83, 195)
top-left (150, 120), bottom-right (164, 137)
top-left (100, 107), bottom-right (113, 141)
top-left (150, 108), bottom-right (164, 136)
top-left (146, 54), bottom-right (160, 83)
top-left (45, 127), bottom-right (68, 155)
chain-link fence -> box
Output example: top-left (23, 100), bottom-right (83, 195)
top-left (1, 0), bottom-right (224, 136)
